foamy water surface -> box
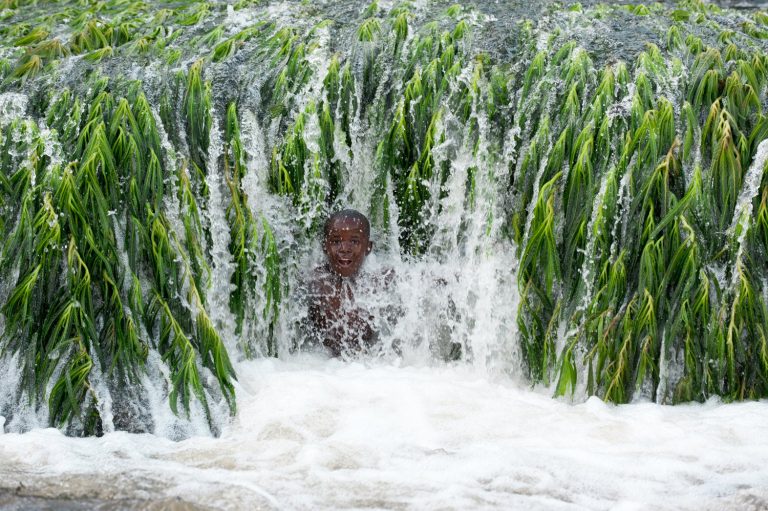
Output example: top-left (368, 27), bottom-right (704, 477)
top-left (1, 356), bottom-right (767, 510)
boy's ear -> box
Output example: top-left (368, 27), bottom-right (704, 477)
top-left (366, 241), bottom-right (373, 255)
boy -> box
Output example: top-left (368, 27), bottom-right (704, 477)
top-left (306, 209), bottom-right (388, 357)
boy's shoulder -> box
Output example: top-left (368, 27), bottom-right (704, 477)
top-left (308, 264), bottom-right (338, 294)
top-left (311, 264), bottom-right (336, 282)
top-left (358, 265), bottom-right (396, 290)
top-left (381, 267), bottom-right (396, 284)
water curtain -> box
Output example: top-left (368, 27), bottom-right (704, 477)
top-left (1, 0), bottom-right (767, 436)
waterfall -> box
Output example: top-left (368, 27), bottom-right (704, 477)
top-left (1, 0), bottom-right (768, 437)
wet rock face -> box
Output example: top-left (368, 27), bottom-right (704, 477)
top-left (0, 487), bottom-right (226, 511)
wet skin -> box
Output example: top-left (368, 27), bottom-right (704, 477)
top-left (308, 216), bottom-right (375, 356)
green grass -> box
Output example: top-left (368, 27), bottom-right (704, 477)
top-left (1, 0), bottom-right (768, 435)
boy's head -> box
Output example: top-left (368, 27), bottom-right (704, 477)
top-left (323, 209), bottom-right (372, 278)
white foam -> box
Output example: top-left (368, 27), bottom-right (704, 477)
top-left (1, 358), bottom-right (766, 510)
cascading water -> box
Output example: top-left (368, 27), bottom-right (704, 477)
top-left (0, 0), bottom-right (533, 434)
top-left (2, 0), bottom-right (768, 508)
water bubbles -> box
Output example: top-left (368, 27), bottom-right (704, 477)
top-left (0, 93), bottom-right (28, 123)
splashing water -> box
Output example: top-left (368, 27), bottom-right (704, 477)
top-left (1, 0), bottom-right (768, 507)
top-left (2, 359), bottom-right (768, 510)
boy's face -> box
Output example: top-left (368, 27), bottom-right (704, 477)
top-left (323, 216), bottom-right (372, 278)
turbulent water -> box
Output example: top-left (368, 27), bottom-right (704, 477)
top-left (2, 357), bottom-right (768, 510)
top-left (2, 0), bottom-right (768, 508)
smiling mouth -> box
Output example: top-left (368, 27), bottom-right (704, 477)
top-left (337, 259), bottom-right (353, 267)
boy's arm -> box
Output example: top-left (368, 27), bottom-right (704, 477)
top-left (344, 307), bottom-right (376, 346)
top-left (378, 267), bottom-right (403, 326)
top-left (307, 277), bottom-right (338, 331)
top-left (307, 276), bottom-right (349, 356)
